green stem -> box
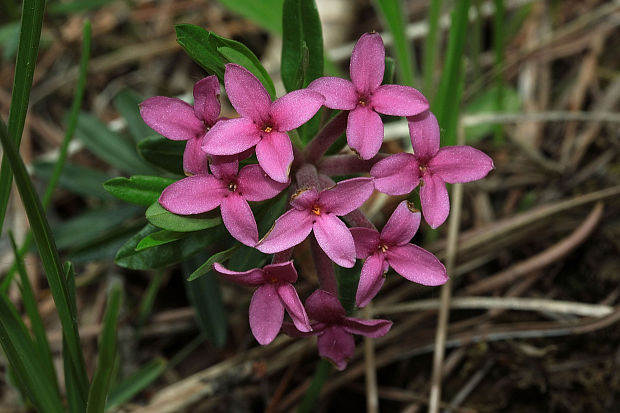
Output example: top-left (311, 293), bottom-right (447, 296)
top-left (297, 359), bottom-right (332, 413)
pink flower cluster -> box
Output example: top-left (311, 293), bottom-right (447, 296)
top-left (140, 33), bottom-right (493, 369)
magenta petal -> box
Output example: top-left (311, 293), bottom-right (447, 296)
top-left (371, 153), bottom-right (419, 195)
top-left (429, 146), bottom-right (494, 184)
top-left (193, 75), bottom-right (221, 124)
top-left (319, 177), bottom-right (374, 216)
top-left (277, 283), bottom-right (311, 332)
top-left (308, 77), bottom-right (357, 110)
top-left (356, 253), bottom-right (386, 308)
top-left (313, 214), bottom-right (356, 268)
top-left (256, 209), bottom-right (314, 254)
top-left (224, 63), bottom-right (271, 122)
top-left (342, 317), bottom-right (393, 338)
top-left (270, 89), bottom-right (324, 131)
top-left (220, 194), bottom-right (258, 246)
top-left (249, 285), bottom-right (284, 345)
top-left (290, 188), bottom-right (320, 211)
top-left (140, 97), bottom-right (203, 141)
top-left (305, 290), bottom-right (346, 323)
top-left (209, 155), bottom-right (239, 180)
top-left (202, 118), bottom-right (261, 155)
top-left (347, 107), bottom-right (384, 160)
top-left (255, 131), bottom-right (293, 184)
top-left (386, 244), bottom-right (448, 286)
top-left (282, 321), bottom-right (319, 338)
top-left (371, 85), bottom-right (429, 116)
top-left (317, 326), bottom-right (354, 370)
top-left (350, 32), bottom-right (384, 95)
top-left (409, 111), bottom-right (440, 159)
top-left (159, 175), bottom-right (225, 215)
top-left (237, 164), bottom-right (287, 202)
top-left (419, 173), bottom-right (449, 229)
top-left (264, 261), bottom-right (298, 283)
top-left (213, 262), bottom-right (264, 286)
top-left (381, 200), bottom-right (421, 246)
top-left (183, 137), bottom-right (208, 175)
top-left (350, 227), bottom-right (380, 258)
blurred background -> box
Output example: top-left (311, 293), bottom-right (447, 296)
top-left (1, 0), bottom-right (619, 412)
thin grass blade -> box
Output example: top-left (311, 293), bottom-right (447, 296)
top-left (375, 0), bottom-right (416, 86)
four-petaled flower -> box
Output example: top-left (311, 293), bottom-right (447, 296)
top-left (159, 156), bottom-right (287, 246)
top-left (351, 200), bottom-right (448, 307)
top-left (140, 75), bottom-right (221, 175)
top-left (283, 290), bottom-right (392, 370)
top-left (202, 64), bottom-right (324, 183)
top-left (309, 32), bottom-right (429, 160)
top-left (256, 178), bottom-right (374, 268)
top-left (214, 261), bottom-right (311, 345)
top-left (371, 111), bottom-right (494, 228)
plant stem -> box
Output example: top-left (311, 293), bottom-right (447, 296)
top-left (304, 111), bottom-right (348, 164)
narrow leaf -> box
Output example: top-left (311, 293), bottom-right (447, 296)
top-left (187, 245), bottom-right (240, 281)
top-left (113, 89), bottom-right (154, 144)
top-left (375, 0), bottom-right (416, 86)
top-left (34, 161), bottom-right (112, 200)
top-left (104, 175), bottom-right (175, 206)
top-left (137, 135), bottom-right (185, 175)
top-left (105, 358), bottom-right (167, 411)
top-left (146, 202), bottom-right (222, 232)
top-left (217, 0), bottom-right (284, 34)
top-left (136, 230), bottom-right (187, 251)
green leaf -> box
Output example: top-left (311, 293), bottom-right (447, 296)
top-left (76, 112), bottom-right (155, 174)
top-left (382, 56), bottom-right (396, 85)
top-left (69, 223), bottom-right (144, 263)
top-left (86, 284), bottom-right (122, 413)
top-left (464, 84), bottom-right (521, 142)
top-left (104, 175), bottom-right (175, 206)
top-left (136, 271), bottom-right (165, 332)
top-left (146, 202), bottom-right (222, 232)
top-left (423, 0), bottom-right (443, 94)
top-left (106, 358), bottom-right (167, 411)
top-left (375, 0), bottom-right (416, 86)
top-left (113, 89), bottom-right (154, 144)
top-left (136, 230), bottom-right (187, 251)
top-left (335, 261), bottom-right (361, 315)
top-left (297, 359), bottom-right (331, 413)
top-left (187, 245), bottom-right (240, 281)
top-left (49, 0), bottom-right (115, 15)
top-left (63, 262), bottom-right (86, 413)
top-left (184, 255), bottom-right (228, 347)
top-left (216, 0), bottom-right (284, 34)
top-left (115, 224), bottom-right (227, 270)
top-left (281, 0), bottom-right (323, 92)
top-left (34, 161), bottom-right (112, 200)
top-left (0, 0), bottom-right (46, 236)
top-left (137, 135), bottom-right (186, 175)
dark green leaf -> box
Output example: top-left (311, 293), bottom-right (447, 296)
top-left (113, 89), bottom-right (154, 144)
top-left (106, 358), bottom-right (167, 411)
top-left (382, 56), bottom-right (396, 85)
top-left (335, 261), bottom-right (361, 315)
top-left (136, 230), bottom-right (187, 251)
top-left (216, 0), bottom-right (284, 34)
top-left (104, 175), bottom-right (175, 206)
top-left (34, 161), bottom-right (112, 200)
top-left (49, 0), bottom-right (114, 15)
top-left (175, 24), bottom-right (226, 79)
top-left (297, 359), bottom-right (331, 413)
top-left (376, 0), bottom-right (416, 86)
top-left (146, 202), bottom-right (222, 232)
top-left (137, 135), bottom-right (186, 175)
top-left (69, 223), bottom-right (144, 263)
top-left (63, 262), bottom-right (86, 413)
top-left (187, 245), bottom-right (240, 281)
top-left (136, 271), bottom-right (165, 331)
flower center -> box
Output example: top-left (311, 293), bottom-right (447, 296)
top-left (358, 97), bottom-right (368, 107)
top-left (262, 124), bottom-right (273, 133)
top-left (228, 182), bottom-right (237, 192)
top-left (378, 243), bottom-right (389, 253)
top-left (419, 164), bottom-right (427, 174)
top-left (269, 276), bottom-right (278, 284)
top-left (311, 205), bottom-right (321, 216)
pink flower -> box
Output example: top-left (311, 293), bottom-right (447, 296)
top-left (351, 201), bottom-right (447, 307)
top-left (308, 33), bottom-right (429, 160)
top-left (213, 261), bottom-right (310, 345)
top-left (159, 156), bottom-right (287, 246)
top-left (202, 64), bottom-right (324, 183)
top-left (256, 178), bottom-right (374, 268)
top-left (140, 76), bottom-right (221, 175)
top-left (371, 111), bottom-right (494, 228)
top-left (283, 290), bottom-right (392, 370)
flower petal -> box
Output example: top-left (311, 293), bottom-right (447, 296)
top-left (350, 32), bottom-right (384, 95)
top-left (202, 118), bottom-right (261, 155)
top-left (282, 321), bottom-right (320, 338)
top-left (305, 290), bottom-right (346, 323)
top-left (356, 253), bottom-right (387, 308)
top-left (193, 75), bottom-right (221, 125)
top-left (371, 85), bottom-right (429, 116)
top-left (408, 111), bottom-right (439, 160)
top-left (277, 283), bottom-right (311, 332)
top-left (159, 175), bottom-right (225, 215)
top-left (290, 187), bottom-right (320, 211)
top-left (381, 200), bottom-right (421, 246)
top-left (370, 153), bottom-right (419, 195)
top-left (213, 262), bottom-right (264, 286)
top-left (317, 326), bottom-right (355, 370)
top-left (429, 146), bottom-right (494, 183)
top-left (269, 89), bottom-right (325, 131)
top-left (209, 155), bottom-right (239, 180)
top-left (347, 106), bottom-right (384, 160)
top-left (308, 77), bottom-right (357, 110)
top-left (224, 63), bottom-right (271, 122)
top-left (237, 164), bottom-right (287, 202)
top-left (183, 137), bottom-right (208, 175)
top-left (255, 131), bottom-right (293, 183)
top-left (313, 214), bottom-right (356, 268)
top-left (140, 97), bottom-right (203, 141)
top-left (350, 227), bottom-right (380, 258)
top-left (319, 177), bottom-right (374, 216)
top-left (386, 244), bottom-right (448, 286)
top-left (419, 173), bottom-right (449, 229)
top-left (220, 194), bottom-right (258, 246)
top-left (256, 209), bottom-right (314, 253)
top-left (249, 284), bottom-right (284, 345)
top-left (342, 317), bottom-right (393, 338)
top-left (264, 261), bottom-right (298, 283)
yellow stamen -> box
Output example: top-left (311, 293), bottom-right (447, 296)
top-left (228, 182), bottom-right (237, 192)
top-left (379, 243), bottom-right (389, 253)
top-left (263, 125), bottom-right (273, 133)
top-left (311, 205), bottom-right (321, 216)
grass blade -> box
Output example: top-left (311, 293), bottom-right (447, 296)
top-left (216, 0), bottom-right (284, 34)
top-left (493, 0), bottom-right (505, 143)
top-left (423, 0), bottom-right (443, 94)
top-left (63, 262), bottom-right (86, 413)
top-left (375, 0), bottom-right (416, 86)
top-left (0, 0), bottom-right (46, 235)
top-left (113, 89), bottom-right (153, 144)
top-left (297, 359), bottom-right (331, 413)
top-left (106, 358), bottom-right (167, 411)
